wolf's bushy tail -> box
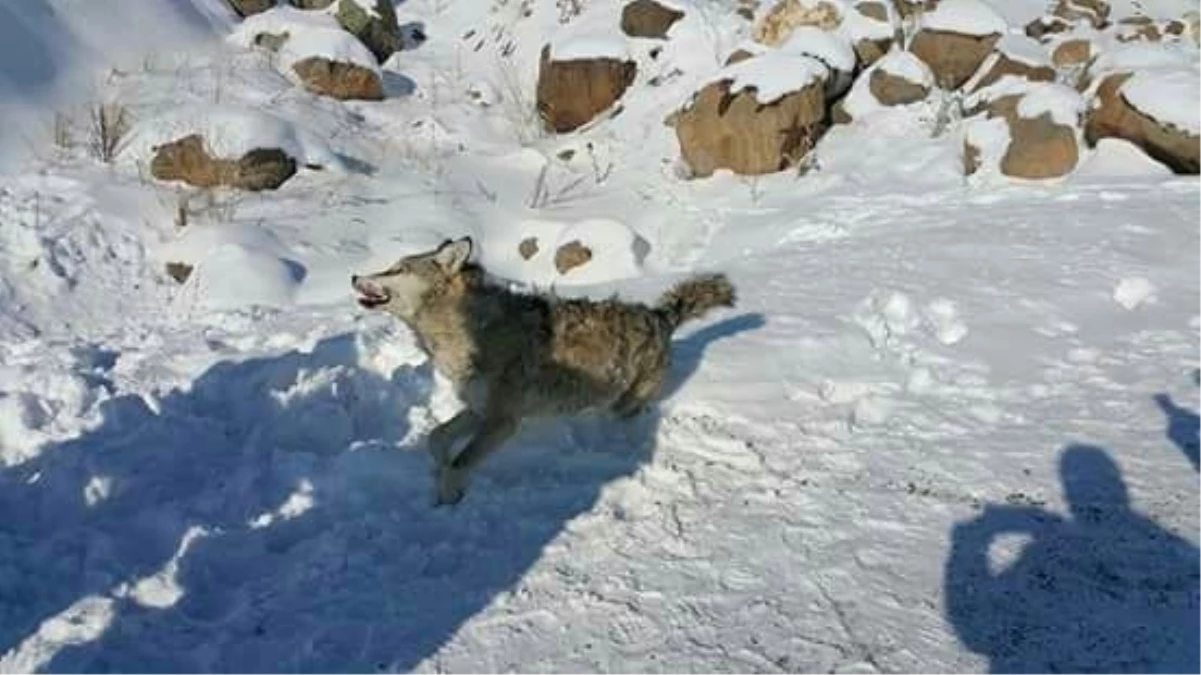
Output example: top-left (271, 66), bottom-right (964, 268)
top-left (656, 273), bottom-right (735, 331)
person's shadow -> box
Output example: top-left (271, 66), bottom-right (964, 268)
top-left (944, 444), bottom-right (1200, 673)
top-left (1, 313), bottom-right (762, 672)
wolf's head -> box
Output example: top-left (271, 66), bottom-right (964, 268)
top-left (351, 237), bottom-right (473, 320)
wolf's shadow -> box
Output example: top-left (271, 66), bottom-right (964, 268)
top-left (1, 313), bottom-right (761, 672)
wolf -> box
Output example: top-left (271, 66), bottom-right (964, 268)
top-left (352, 237), bottom-right (735, 505)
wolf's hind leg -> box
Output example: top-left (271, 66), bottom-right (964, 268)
top-left (429, 409), bottom-right (481, 467)
top-left (436, 412), bottom-right (520, 505)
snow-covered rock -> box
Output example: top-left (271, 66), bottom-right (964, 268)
top-left (910, 0), bottom-right (1009, 90)
top-left (537, 41), bottom-right (637, 133)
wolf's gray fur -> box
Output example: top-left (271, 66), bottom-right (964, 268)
top-left (352, 237), bottom-right (735, 504)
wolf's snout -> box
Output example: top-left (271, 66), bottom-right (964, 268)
top-left (352, 275), bottom-right (390, 309)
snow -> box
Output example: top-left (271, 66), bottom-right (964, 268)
top-left (779, 26), bottom-right (858, 72)
top-left (994, 33), bottom-right (1051, 67)
top-left (843, 0), bottom-right (897, 42)
top-left (1121, 68), bottom-right (1201, 133)
top-left (548, 32), bottom-right (631, 62)
top-left (1089, 41), bottom-right (1198, 76)
top-left (919, 0), bottom-right (1009, 36)
top-left (878, 50), bottom-right (935, 87)
top-left (707, 52), bottom-right (828, 104)
top-left (122, 105), bottom-right (345, 168)
top-left (0, 0), bottom-right (1199, 672)
top-left (229, 7), bottom-right (379, 72)
top-left (1017, 83), bottom-right (1087, 126)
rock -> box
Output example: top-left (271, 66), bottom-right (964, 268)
top-left (753, 0), bottom-right (842, 46)
top-left (253, 30), bottom-right (290, 52)
top-left (855, 0), bottom-right (887, 22)
top-left (228, 0), bottom-right (274, 16)
top-left (1052, 0), bottom-right (1109, 29)
top-left (292, 56), bottom-right (383, 100)
top-left (672, 55), bottom-right (828, 176)
top-left (536, 46), bottom-right (637, 133)
top-left (964, 86), bottom-right (1084, 179)
top-left (554, 241), bottom-right (593, 274)
top-left (725, 48), bottom-right (758, 65)
top-left (895, 0), bottom-right (939, 21)
top-left (910, 29), bottom-right (1001, 90)
top-left (870, 66), bottom-right (931, 105)
top-left (1085, 72), bottom-right (1199, 173)
top-left (780, 26), bottom-right (857, 96)
top-left (969, 50), bottom-right (1056, 92)
top-left (165, 262), bottom-right (194, 284)
top-left (335, 0), bottom-right (400, 63)
top-left (1052, 38), bottom-right (1092, 67)
top-left (150, 134), bottom-right (297, 191)
top-left (846, 1), bottom-right (900, 66)
top-left (519, 237), bottom-right (540, 260)
top-left (1025, 16), bottom-right (1072, 41)
top-left (289, 0), bottom-right (334, 7)
top-left (620, 0), bottom-right (685, 39)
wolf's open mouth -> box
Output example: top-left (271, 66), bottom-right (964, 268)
top-left (356, 290), bottom-right (390, 309)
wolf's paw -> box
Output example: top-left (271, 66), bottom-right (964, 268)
top-left (434, 466), bottom-right (468, 506)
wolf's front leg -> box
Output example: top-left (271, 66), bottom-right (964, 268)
top-left (435, 413), bottom-right (519, 505)
top-left (428, 409), bottom-right (481, 467)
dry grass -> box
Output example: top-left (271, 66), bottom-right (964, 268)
top-left (88, 103), bottom-right (130, 163)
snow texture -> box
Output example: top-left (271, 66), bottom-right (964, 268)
top-left (230, 7), bottom-right (380, 72)
top-left (708, 51), bottom-right (828, 104)
top-left (878, 50), bottom-right (935, 86)
top-left (780, 26), bottom-right (857, 72)
top-left (919, 0), bottom-right (1009, 35)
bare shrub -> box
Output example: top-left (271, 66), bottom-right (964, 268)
top-left (88, 103), bottom-right (130, 163)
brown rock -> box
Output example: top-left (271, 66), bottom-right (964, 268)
top-left (854, 37), bottom-right (895, 66)
top-left (1164, 19), bottom-right (1185, 35)
top-left (335, 0), bottom-right (400, 63)
top-left (672, 65), bottom-right (827, 176)
top-left (1115, 22), bottom-right (1161, 42)
top-left (536, 46), bottom-right (637, 133)
top-left (895, 0), bottom-right (938, 21)
top-left (519, 237), bottom-right (540, 260)
top-left (1052, 0), bottom-right (1109, 28)
top-left (869, 68), bottom-right (930, 105)
top-left (910, 29), bottom-right (1001, 90)
top-left (970, 52), bottom-right (1056, 92)
top-left (621, 0), bottom-right (685, 39)
top-left (292, 56), bottom-right (383, 100)
top-left (725, 48), bottom-right (757, 65)
top-left (1085, 73), bottom-right (1200, 173)
top-left (150, 135), bottom-right (297, 191)
top-left (1052, 39), bottom-right (1092, 67)
top-left (253, 31), bottom-right (290, 52)
top-left (555, 241), bottom-right (593, 274)
top-left (227, 0), bottom-right (274, 16)
top-left (1025, 16), bottom-right (1072, 41)
top-left (166, 262), bottom-right (194, 284)
top-left (967, 92), bottom-right (1081, 179)
top-left (855, 1), bottom-right (888, 22)
top-left (753, 0), bottom-right (842, 46)
top-left (963, 140), bottom-right (981, 174)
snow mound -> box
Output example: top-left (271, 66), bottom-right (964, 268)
top-left (968, 77), bottom-right (1085, 126)
top-left (919, 0), bottom-right (1008, 35)
top-left (122, 105), bottom-right (345, 169)
top-left (229, 7), bottom-right (379, 72)
top-left (1113, 276), bottom-right (1157, 310)
top-left (553, 219), bottom-right (649, 286)
top-left (879, 50), bottom-right (935, 86)
top-left (1073, 138), bottom-right (1174, 177)
top-left (189, 245), bottom-right (304, 310)
top-left (1121, 68), bottom-right (1201, 133)
top-left (708, 52), bottom-right (828, 104)
top-left (1089, 42), bottom-right (1197, 76)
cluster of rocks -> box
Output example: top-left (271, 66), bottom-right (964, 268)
top-left (533, 0), bottom-right (1198, 179)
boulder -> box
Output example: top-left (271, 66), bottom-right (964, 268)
top-left (753, 0), bottom-right (842, 46)
top-left (910, 29), bottom-right (1001, 89)
top-left (780, 26), bottom-right (857, 96)
top-left (536, 46), bottom-right (637, 133)
top-left (165, 262), bottom-right (194, 284)
top-left (846, 1), bottom-right (901, 66)
top-left (895, 0), bottom-right (939, 21)
top-left (672, 54), bottom-right (828, 176)
top-left (228, 0), bottom-right (274, 16)
top-left (834, 50), bottom-right (932, 122)
top-left (292, 56), bottom-right (383, 100)
top-left (968, 37), bottom-right (1056, 92)
top-left (554, 241), bottom-right (593, 274)
top-left (335, 0), bottom-right (400, 63)
top-left (1085, 72), bottom-right (1199, 173)
top-left (150, 134), bottom-right (297, 190)
top-left (620, 0), bottom-right (685, 39)
top-left (519, 237), bottom-right (540, 260)
top-left (964, 86), bottom-right (1084, 179)
top-left (870, 65), bottom-right (931, 105)
top-left (1025, 16), bottom-right (1072, 41)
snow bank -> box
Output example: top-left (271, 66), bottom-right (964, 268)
top-left (229, 7), bottom-right (379, 72)
top-left (1089, 41), bottom-right (1197, 75)
top-left (549, 32), bottom-right (631, 61)
top-left (123, 105), bottom-right (344, 168)
top-left (1073, 138), bottom-right (1174, 177)
top-left (160, 223), bottom-right (303, 310)
top-left (708, 52), bottom-right (828, 104)
top-left (1121, 69), bottom-right (1201, 133)
top-left (920, 0), bottom-right (1008, 35)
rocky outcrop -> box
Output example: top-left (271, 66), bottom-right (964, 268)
top-left (910, 29), bottom-right (1001, 90)
top-left (536, 46), bottom-right (637, 133)
top-left (1085, 73), bottom-right (1199, 173)
top-left (150, 135), bottom-right (297, 191)
top-left (620, 0), bottom-right (685, 39)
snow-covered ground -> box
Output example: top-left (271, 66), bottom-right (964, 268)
top-left (0, 0), bottom-right (1197, 672)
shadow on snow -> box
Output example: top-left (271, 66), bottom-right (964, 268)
top-left (0, 313), bottom-right (762, 672)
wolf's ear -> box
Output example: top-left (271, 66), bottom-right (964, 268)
top-left (433, 236), bottom-right (473, 273)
